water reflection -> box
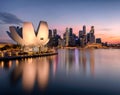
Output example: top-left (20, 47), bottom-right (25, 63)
top-left (37, 58), bottom-right (49, 90)
top-left (10, 56), bottom-right (57, 92)
top-left (89, 49), bottom-right (95, 76)
top-left (0, 61), bottom-right (4, 68)
top-left (80, 49), bottom-right (87, 74)
top-left (0, 60), bottom-right (13, 69)
top-left (22, 58), bottom-right (36, 91)
top-left (58, 49), bottom-right (95, 76)
top-left (1, 49), bottom-right (120, 94)
top-left (0, 49), bottom-right (95, 88)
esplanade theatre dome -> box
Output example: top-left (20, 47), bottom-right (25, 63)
top-left (7, 21), bottom-right (49, 47)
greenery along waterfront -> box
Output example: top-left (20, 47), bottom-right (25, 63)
top-left (0, 44), bottom-right (57, 60)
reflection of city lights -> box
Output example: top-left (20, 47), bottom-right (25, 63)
top-left (28, 58), bottom-right (33, 64)
top-left (10, 57), bottom-right (50, 91)
top-left (38, 58), bottom-right (49, 90)
top-left (53, 62), bottom-right (56, 76)
top-left (22, 63), bottom-right (36, 91)
top-left (0, 61), bottom-right (4, 68)
top-left (89, 49), bottom-right (95, 76)
top-left (75, 49), bottom-right (79, 64)
top-left (1, 52), bottom-right (4, 57)
top-left (47, 55), bottom-right (57, 77)
top-left (15, 60), bottom-right (19, 66)
top-left (52, 56), bottom-right (57, 76)
top-left (8, 61), bottom-right (12, 68)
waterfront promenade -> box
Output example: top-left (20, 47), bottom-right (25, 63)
top-left (0, 52), bottom-right (58, 61)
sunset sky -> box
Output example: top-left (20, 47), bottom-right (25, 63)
top-left (0, 0), bottom-right (120, 43)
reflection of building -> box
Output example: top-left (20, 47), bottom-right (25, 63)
top-left (56, 49), bottom-right (95, 76)
top-left (89, 49), bottom-right (95, 76)
top-left (0, 60), bottom-right (12, 69)
top-left (11, 57), bottom-right (50, 91)
top-left (9, 56), bottom-right (58, 91)
top-left (79, 49), bottom-right (95, 76)
top-left (22, 59), bottom-right (36, 91)
top-left (37, 58), bottom-right (49, 90)
top-left (0, 61), bottom-right (4, 68)
top-left (64, 49), bottom-right (81, 73)
top-left (7, 21), bottom-right (49, 51)
top-left (80, 49), bottom-right (86, 73)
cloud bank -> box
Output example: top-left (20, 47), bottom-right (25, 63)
top-left (98, 28), bottom-right (112, 32)
top-left (0, 12), bottom-right (23, 25)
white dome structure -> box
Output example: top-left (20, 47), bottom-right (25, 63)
top-left (7, 21), bottom-right (49, 47)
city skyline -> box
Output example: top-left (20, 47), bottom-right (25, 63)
top-left (0, 0), bottom-right (120, 43)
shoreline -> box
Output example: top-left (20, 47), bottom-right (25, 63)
top-left (58, 46), bottom-right (120, 49)
top-left (0, 52), bottom-right (58, 61)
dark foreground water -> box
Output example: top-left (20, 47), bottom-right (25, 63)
top-left (0, 49), bottom-right (120, 95)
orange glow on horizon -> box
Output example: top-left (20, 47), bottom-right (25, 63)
top-left (96, 34), bottom-right (120, 43)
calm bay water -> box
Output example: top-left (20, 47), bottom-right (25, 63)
top-left (0, 49), bottom-right (120, 95)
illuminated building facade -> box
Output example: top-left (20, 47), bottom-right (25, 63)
top-left (7, 21), bottom-right (49, 51)
top-left (96, 38), bottom-right (102, 43)
top-left (63, 27), bottom-right (76, 46)
top-left (79, 25), bottom-right (87, 47)
top-left (87, 26), bottom-right (95, 43)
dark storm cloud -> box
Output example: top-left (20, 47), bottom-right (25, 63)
top-left (0, 12), bottom-right (23, 25)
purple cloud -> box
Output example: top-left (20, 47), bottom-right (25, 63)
top-left (0, 12), bottom-right (23, 25)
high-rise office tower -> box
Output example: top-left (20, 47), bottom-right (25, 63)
top-left (83, 25), bottom-right (86, 35)
top-left (87, 26), bottom-right (95, 43)
top-left (79, 30), bottom-right (83, 38)
top-left (63, 28), bottom-right (69, 46)
top-left (53, 29), bottom-right (57, 37)
top-left (96, 38), bottom-right (101, 43)
top-left (90, 26), bottom-right (94, 34)
top-left (79, 25), bottom-right (87, 47)
top-left (49, 29), bottom-right (52, 39)
top-left (87, 33), bottom-right (90, 43)
top-left (69, 28), bottom-right (73, 36)
top-left (65, 27), bottom-right (69, 46)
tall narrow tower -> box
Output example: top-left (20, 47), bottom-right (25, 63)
top-left (90, 26), bottom-right (94, 34)
top-left (65, 27), bottom-right (69, 46)
top-left (83, 25), bottom-right (86, 35)
top-left (89, 26), bottom-right (95, 43)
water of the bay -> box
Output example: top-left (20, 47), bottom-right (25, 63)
top-left (0, 49), bottom-right (120, 95)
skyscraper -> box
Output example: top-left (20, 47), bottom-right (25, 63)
top-left (53, 29), bottom-right (57, 37)
top-left (79, 30), bottom-right (83, 38)
top-left (69, 28), bottom-right (73, 36)
top-left (79, 25), bottom-right (87, 47)
top-left (48, 29), bottom-right (52, 39)
top-left (90, 26), bottom-right (94, 34)
top-left (96, 38), bottom-right (102, 43)
top-left (83, 25), bottom-right (86, 35)
top-left (87, 26), bottom-right (95, 43)
top-left (65, 27), bottom-right (69, 46)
